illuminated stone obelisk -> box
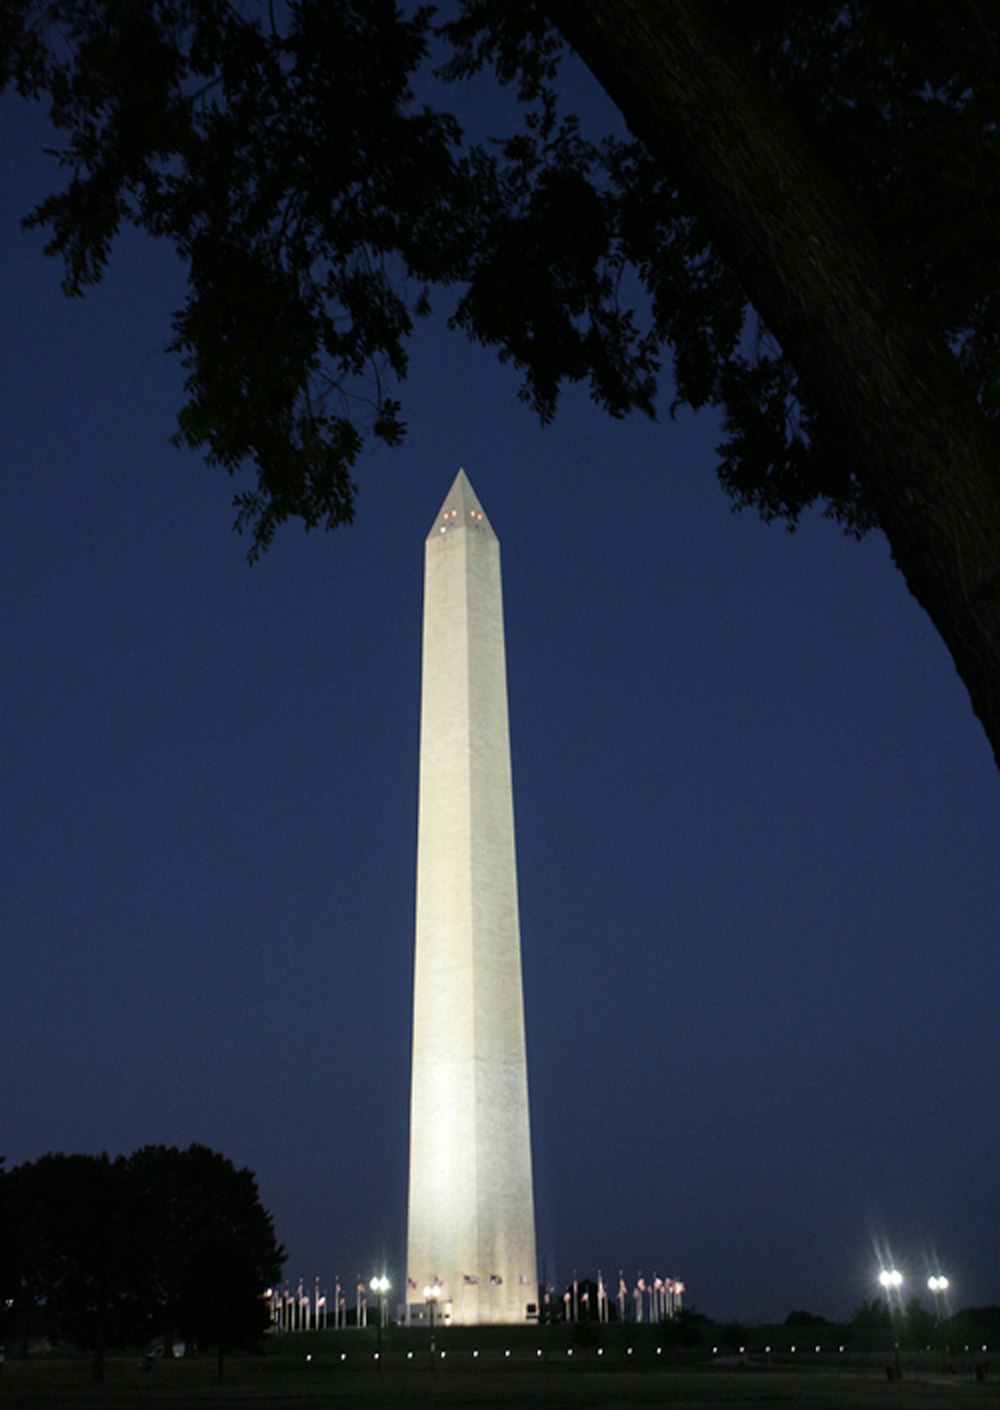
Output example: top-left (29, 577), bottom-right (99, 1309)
top-left (406, 470), bottom-right (537, 1326)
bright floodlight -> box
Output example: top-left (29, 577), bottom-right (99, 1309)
top-left (879, 1268), bottom-right (903, 1289)
top-left (370, 1274), bottom-right (390, 1295)
top-left (928, 1275), bottom-right (950, 1293)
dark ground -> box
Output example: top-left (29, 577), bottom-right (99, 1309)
top-left (2, 1354), bottom-right (996, 1410)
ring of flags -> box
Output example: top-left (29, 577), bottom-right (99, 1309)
top-left (270, 1267), bottom-right (686, 1330)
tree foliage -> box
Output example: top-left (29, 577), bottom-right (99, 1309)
top-left (950, 1305), bottom-right (1000, 1346)
top-left (4, 1), bottom-right (467, 555)
top-left (5, 0), bottom-right (995, 550)
top-left (785, 1308), bottom-right (830, 1326)
top-left (128, 1143), bottom-right (283, 1370)
top-left (2, 1145), bottom-right (283, 1376)
top-left (1, 1153), bottom-right (138, 1380)
top-left (3, 0), bottom-right (1000, 756)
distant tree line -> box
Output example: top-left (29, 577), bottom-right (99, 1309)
top-left (554, 1293), bottom-right (1000, 1355)
top-left (0, 1145), bottom-right (284, 1382)
top-left (850, 1296), bottom-right (1000, 1351)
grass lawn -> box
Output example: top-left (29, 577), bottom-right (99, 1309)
top-left (2, 1350), bottom-right (996, 1410)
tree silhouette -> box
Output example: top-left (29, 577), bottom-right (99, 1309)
top-left (4, 1145), bottom-right (283, 1379)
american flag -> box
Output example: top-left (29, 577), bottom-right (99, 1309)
top-left (489, 1274), bottom-right (503, 1286)
top-left (463, 1274), bottom-right (479, 1285)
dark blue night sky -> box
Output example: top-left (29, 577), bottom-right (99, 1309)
top-left (3, 86), bottom-right (998, 1325)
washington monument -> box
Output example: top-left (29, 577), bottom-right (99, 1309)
top-left (405, 470), bottom-right (537, 1325)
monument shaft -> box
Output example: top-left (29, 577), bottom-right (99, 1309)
top-left (406, 471), bottom-right (537, 1325)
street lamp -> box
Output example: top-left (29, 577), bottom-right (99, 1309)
top-left (928, 1275), bottom-right (950, 1372)
top-left (423, 1283), bottom-right (441, 1327)
top-left (369, 1275), bottom-right (390, 1370)
top-left (423, 1281), bottom-right (441, 1361)
top-left (878, 1269), bottom-right (904, 1379)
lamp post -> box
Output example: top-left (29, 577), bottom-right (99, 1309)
top-left (928, 1275), bottom-right (950, 1373)
top-left (879, 1268), bottom-right (904, 1378)
top-left (369, 1275), bottom-right (390, 1370)
top-left (423, 1282), bottom-right (441, 1362)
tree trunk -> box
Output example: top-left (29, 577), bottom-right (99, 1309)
top-left (542, 0), bottom-right (1000, 766)
top-left (91, 1277), bottom-right (107, 1384)
top-left (18, 1308), bottom-right (31, 1362)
